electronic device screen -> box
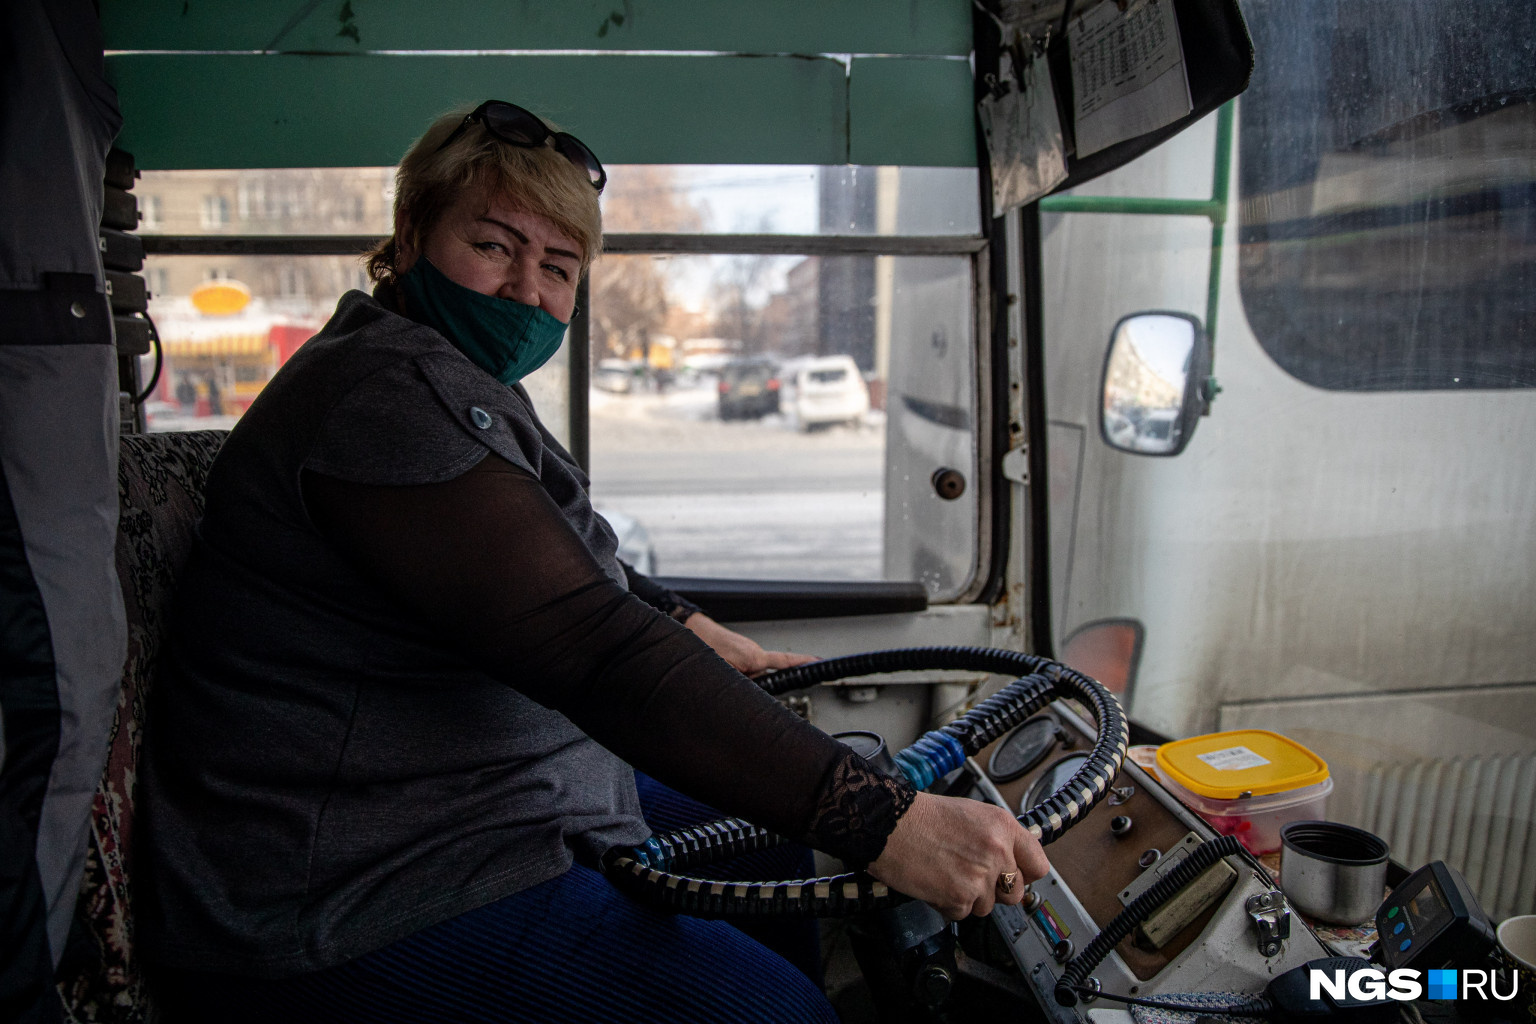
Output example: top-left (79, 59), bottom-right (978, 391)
top-left (1403, 877), bottom-right (1451, 940)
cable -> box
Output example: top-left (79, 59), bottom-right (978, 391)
top-left (1054, 834), bottom-right (1245, 1006)
top-left (131, 311), bottom-right (163, 405)
top-left (1061, 983), bottom-right (1273, 1019)
top-left (601, 645), bottom-right (1129, 918)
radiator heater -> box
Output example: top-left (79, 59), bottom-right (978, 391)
top-left (1359, 754), bottom-right (1536, 921)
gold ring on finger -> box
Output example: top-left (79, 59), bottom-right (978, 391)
top-left (997, 871), bottom-right (1017, 895)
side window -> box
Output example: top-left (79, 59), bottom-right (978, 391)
top-left (1237, 0), bottom-right (1536, 391)
top-left (199, 194), bottom-right (230, 228)
top-left (139, 168), bottom-right (396, 429)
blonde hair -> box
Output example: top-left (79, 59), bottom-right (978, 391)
top-left (366, 105), bottom-right (603, 284)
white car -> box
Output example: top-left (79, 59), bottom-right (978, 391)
top-left (594, 358), bottom-right (638, 394)
top-left (784, 355), bottom-right (869, 430)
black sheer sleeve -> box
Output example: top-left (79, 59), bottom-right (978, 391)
top-left (619, 560), bottom-right (701, 622)
top-left (303, 453), bottom-right (914, 865)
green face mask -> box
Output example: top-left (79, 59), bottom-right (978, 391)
top-left (398, 256), bottom-right (569, 386)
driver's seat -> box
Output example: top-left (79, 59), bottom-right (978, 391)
top-left (55, 429), bottom-right (227, 1024)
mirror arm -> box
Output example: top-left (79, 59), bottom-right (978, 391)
top-left (1200, 376), bottom-right (1223, 414)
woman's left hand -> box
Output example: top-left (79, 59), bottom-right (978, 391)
top-left (684, 612), bottom-right (816, 677)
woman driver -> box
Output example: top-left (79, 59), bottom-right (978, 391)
top-left (139, 100), bottom-right (1048, 1022)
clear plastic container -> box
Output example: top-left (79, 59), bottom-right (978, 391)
top-left (1155, 730), bottom-right (1333, 855)
top-left (1127, 744), bottom-right (1164, 779)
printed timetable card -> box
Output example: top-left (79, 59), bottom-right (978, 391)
top-left (1069, 0), bottom-right (1192, 157)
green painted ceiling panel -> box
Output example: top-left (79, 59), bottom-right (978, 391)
top-left (103, 0), bottom-right (971, 57)
top-left (848, 56), bottom-right (976, 167)
top-left (106, 54), bottom-right (851, 168)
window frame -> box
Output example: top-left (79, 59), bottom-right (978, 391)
top-left (142, 224), bottom-right (1004, 611)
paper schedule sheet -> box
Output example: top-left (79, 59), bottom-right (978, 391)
top-left (1068, 0), bottom-right (1192, 157)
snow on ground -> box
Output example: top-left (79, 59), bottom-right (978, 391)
top-left (603, 489), bottom-right (883, 580)
top-left (587, 381), bottom-right (887, 580)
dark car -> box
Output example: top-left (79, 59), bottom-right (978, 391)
top-left (717, 357), bottom-right (781, 421)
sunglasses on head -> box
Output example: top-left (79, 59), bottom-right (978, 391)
top-left (434, 100), bottom-right (607, 191)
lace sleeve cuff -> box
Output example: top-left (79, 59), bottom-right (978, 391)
top-left (798, 748), bottom-right (917, 868)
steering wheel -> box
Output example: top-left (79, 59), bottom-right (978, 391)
top-left (601, 645), bottom-right (1129, 917)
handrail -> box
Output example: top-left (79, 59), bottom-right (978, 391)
top-left (1037, 101), bottom-right (1236, 398)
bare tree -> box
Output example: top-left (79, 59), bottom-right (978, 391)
top-left (591, 255), bottom-right (668, 361)
top-left (708, 214), bottom-right (780, 355)
top-left (590, 167), bottom-right (705, 362)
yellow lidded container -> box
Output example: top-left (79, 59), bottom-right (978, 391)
top-left (1157, 729), bottom-right (1329, 800)
top-left (1154, 730), bottom-right (1332, 854)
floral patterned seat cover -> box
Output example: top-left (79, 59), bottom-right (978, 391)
top-left (56, 430), bottom-right (226, 1024)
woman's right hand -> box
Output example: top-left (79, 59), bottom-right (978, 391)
top-left (867, 791), bottom-right (1049, 920)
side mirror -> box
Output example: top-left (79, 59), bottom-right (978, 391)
top-left (1100, 312), bottom-right (1211, 457)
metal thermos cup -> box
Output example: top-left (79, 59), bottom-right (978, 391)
top-left (1280, 821), bottom-right (1390, 926)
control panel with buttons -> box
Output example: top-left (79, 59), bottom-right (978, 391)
top-left (1372, 861), bottom-right (1496, 971)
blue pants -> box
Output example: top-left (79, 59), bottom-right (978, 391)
top-left (157, 776), bottom-right (837, 1024)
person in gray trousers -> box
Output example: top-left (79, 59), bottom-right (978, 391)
top-left (0, 3), bottom-right (125, 1022)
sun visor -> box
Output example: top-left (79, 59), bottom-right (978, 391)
top-left (980, 0), bottom-right (1252, 208)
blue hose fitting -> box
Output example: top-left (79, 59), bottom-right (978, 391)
top-left (893, 730), bottom-right (967, 790)
top-left (634, 836), bottom-right (670, 870)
